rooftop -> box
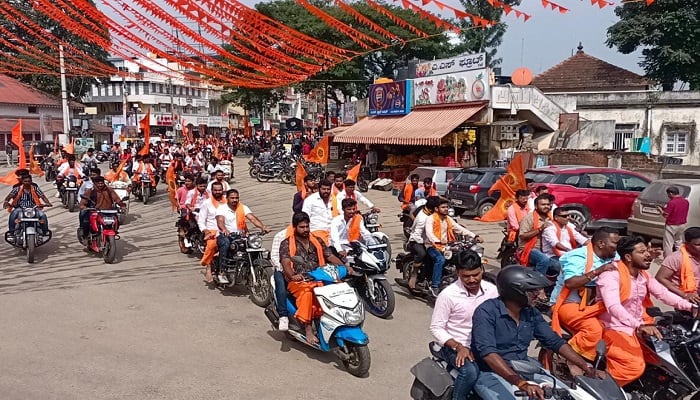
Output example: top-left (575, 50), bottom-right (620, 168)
top-left (531, 43), bottom-right (649, 93)
top-left (0, 74), bottom-right (83, 108)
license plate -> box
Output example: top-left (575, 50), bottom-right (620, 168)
top-left (451, 199), bottom-right (463, 205)
top-left (642, 206), bottom-right (660, 215)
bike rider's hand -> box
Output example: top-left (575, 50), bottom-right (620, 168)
top-left (454, 344), bottom-right (473, 368)
top-left (291, 274), bottom-right (304, 282)
top-left (473, 235), bottom-right (484, 244)
top-left (519, 383), bottom-right (545, 400)
top-left (2, 201), bottom-right (9, 209)
top-left (685, 293), bottom-right (700, 305)
top-left (371, 207), bottom-right (381, 213)
top-left (638, 324), bottom-right (664, 340)
top-left (261, 226), bottom-right (271, 234)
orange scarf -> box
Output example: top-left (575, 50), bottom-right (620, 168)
top-left (288, 233), bottom-right (325, 266)
top-left (552, 242), bottom-right (595, 334)
top-left (232, 203), bottom-right (247, 232)
top-left (331, 194), bottom-right (340, 217)
top-left (426, 183), bottom-right (437, 197)
top-left (679, 245), bottom-right (698, 294)
top-left (402, 183), bottom-right (416, 210)
top-left (617, 262), bottom-right (655, 325)
top-left (348, 214), bottom-right (362, 242)
top-left (9, 185), bottom-right (42, 210)
top-left (554, 223), bottom-right (578, 257)
top-left (519, 212), bottom-right (550, 265)
top-left (432, 213), bottom-right (455, 251)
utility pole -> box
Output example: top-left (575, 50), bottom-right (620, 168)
top-left (59, 45), bottom-right (70, 135)
top-left (324, 84), bottom-right (330, 130)
top-left (122, 75), bottom-right (128, 132)
top-left (169, 77), bottom-right (176, 141)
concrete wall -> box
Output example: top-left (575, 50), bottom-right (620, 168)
top-left (546, 150), bottom-right (665, 180)
top-left (0, 104), bottom-right (63, 119)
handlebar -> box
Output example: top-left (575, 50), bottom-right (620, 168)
top-left (514, 387), bottom-right (569, 399)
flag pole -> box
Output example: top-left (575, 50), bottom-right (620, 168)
top-left (59, 45), bottom-right (70, 136)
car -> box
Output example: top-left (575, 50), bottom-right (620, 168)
top-left (526, 165), bottom-right (651, 231)
top-left (627, 179), bottom-right (700, 240)
top-left (445, 167), bottom-right (506, 217)
top-left (405, 166), bottom-right (462, 195)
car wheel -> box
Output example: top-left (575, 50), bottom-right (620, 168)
top-left (566, 209), bottom-right (588, 229)
top-left (477, 202), bottom-right (495, 217)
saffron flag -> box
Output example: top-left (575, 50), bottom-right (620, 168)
top-left (166, 164), bottom-right (178, 211)
top-left (478, 153), bottom-right (527, 222)
top-left (139, 110), bottom-right (151, 156)
top-left (64, 137), bottom-right (75, 155)
top-left (0, 120), bottom-right (25, 185)
top-left (346, 162), bottom-right (361, 182)
top-left (304, 136), bottom-right (329, 164)
top-left (107, 159), bottom-right (127, 183)
top-left (295, 162), bottom-right (308, 198)
top-left (29, 144), bottom-right (43, 177)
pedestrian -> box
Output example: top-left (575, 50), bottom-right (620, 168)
top-left (659, 186), bottom-right (689, 258)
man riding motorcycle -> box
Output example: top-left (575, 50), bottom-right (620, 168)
top-left (78, 176), bottom-right (126, 244)
top-left (3, 171), bottom-right (52, 236)
top-left (517, 194), bottom-right (558, 277)
top-left (329, 198), bottom-right (374, 259)
top-left (132, 155), bottom-right (157, 188)
top-left (104, 162), bottom-right (130, 185)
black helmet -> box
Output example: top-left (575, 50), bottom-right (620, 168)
top-left (496, 265), bottom-right (552, 306)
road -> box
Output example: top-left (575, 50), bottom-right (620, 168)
top-left (0, 161), bottom-right (507, 400)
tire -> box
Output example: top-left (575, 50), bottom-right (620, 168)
top-left (248, 167), bottom-right (259, 178)
top-left (565, 208), bottom-right (588, 230)
top-left (178, 235), bottom-right (192, 254)
top-left (256, 172), bottom-right (270, 183)
top-left (402, 260), bottom-right (415, 281)
top-left (143, 186), bottom-right (150, 205)
top-left (477, 201), bottom-right (495, 218)
top-left (341, 344), bottom-right (371, 377)
top-left (26, 233), bottom-right (35, 264)
top-left (365, 279), bottom-right (395, 319)
top-left (280, 171), bottom-right (292, 185)
top-left (500, 246), bottom-right (519, 268)
top-left (249, 262), bottom-right (274, 307)
top-left (67, 192), bottom-right (76, 212)
top-left (357, 178), bottom-right (369, 193)
top-left (103, 236), bottom-right (117, 264)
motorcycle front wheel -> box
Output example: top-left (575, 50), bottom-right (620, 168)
top-left (280, 171), bottom-right (292, 185)
top-left (357, 178), bottom-right (369, 193)
top-left (67, 192), bottom-right (76, 212)
top-left (365, 279), bottom-right (395, 319)
top-left (26, 233), bottom-right (35, 263)
top-left (341, 344), bottom-right (371, 377)
top-left (103, 236), bottom-right (117, 264)
top-left (248, 166), bottom-right (259, 178)
top-left (143, 186), bottom-right (150, 204)
top-left (256, 173), bottom-right (270, 183)
top-left (500, 246), bottom-right (518, 268)
top-left (249, 261), bottom-right (274, 307)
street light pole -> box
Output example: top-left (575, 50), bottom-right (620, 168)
top-left (59, 45), bottom-right (70, 135)
top-left (324, 84), bottom-right (330, 130)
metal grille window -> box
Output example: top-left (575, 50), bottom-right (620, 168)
top-left (613, 124), bottom-right (636, 150)
top-left (665, 131), bottom-right (688, 154)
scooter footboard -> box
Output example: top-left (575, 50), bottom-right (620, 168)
top-left (333, 326), bottom-right (369, 347)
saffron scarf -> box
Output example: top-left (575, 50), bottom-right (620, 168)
top-left (348, 214), bottom-right (362, 242)
top-left (189, 189), bottom-right (209, 208)
top-left (432, 213), bottom-right (455, 251)
top-left (679, 245), bottom-right (698, 294)
top-left (9, 185), bottom-right (42, 210)
top-left (554, 223), bottom-right (578, 257)
top-left (288, 233), bottom-right (325, 266)
top-left (233, 203), bottom-right (247, 232)
top-left (402, 183), bottom-right (416, 210)
top-left (331, 194), bottom-right (340, 217)
top-left (519, 212), bottom-right (551, 265)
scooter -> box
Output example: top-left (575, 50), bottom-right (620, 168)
top-left (108, 180), bottom-right (131, 225)
top-left (264, 260), bottom-right (371, 377)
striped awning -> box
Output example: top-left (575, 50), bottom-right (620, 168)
top-left (331, 116), bottom-right (403, 144)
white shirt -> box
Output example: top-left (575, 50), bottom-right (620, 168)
top-left (78, 179), bottom-right (93, 198)
top-left (302, 192), bottom-right (334, 233)
top-left (215, 204), bottom-right (252, 232)
top-left (206, 179), bottom-right (230, 194)
top-left (184, 188), bottom-right (209, 210)
top-left (409, 209), bottom-right (431, 244)
top-left (329, 214), bottom-right (373, 252)
top-left (58, 162), bottom-right (85, 178)
top-left (335, 190), bottom-right (374, 209)
top-left (542, 222), bottom-right (588, 257)
top-left (197, 197), bottom-right (225, 233)
top-left (425, 215), bottom-right (475, 247)
top-left (270, 229), bottom-right (288, 271)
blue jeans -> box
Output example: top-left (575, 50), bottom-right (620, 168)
top-left (528, 249), bottom-right (561, 277)
top-left (78, 209), bottom-right (91, 237)
top-left (8, 208), bottom-right (48, 232)
top-left (474, 371), bottom-right (568, 400)
top-left (427, 247), bottom-right (446, 288)
top-left (439, 346), bottom-right (479, 400)
top-left (216, 234), bottom-right (231, 271)
top-left (273, 270), bottom-right (289, 317)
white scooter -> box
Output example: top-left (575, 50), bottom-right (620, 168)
top-left (108, 180), bottom-right (130, 225)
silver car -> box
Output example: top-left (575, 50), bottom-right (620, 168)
top-left (404, 166), bottom-right (462, 195)
top-left (627, 179), bottom-right (700, 240)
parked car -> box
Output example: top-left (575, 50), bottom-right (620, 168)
top-left (446, 167), bottom-right (506, 217)
top-left (628, 179), bottom-right (700, 240)
top-left (405, 166), bottom-right (462, 195)
top-left (526, 165), bottom-right (651, 231)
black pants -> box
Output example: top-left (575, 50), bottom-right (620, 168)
top-left (408, 241), bottom-right (427, 263)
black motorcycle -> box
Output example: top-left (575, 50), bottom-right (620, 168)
top-left (41, 158), bottom-right (57, 182)
top-left (56, 175), bottom-right (80, 212)
top-left (176, 209), bottom-right (205, 257)
top-left (211, 232), bottom-right (274, 307)
top-left (4, 205), bottom-right (52, 263)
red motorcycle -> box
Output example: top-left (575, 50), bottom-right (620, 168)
top-left (78, 207), bottom-right (120, 264)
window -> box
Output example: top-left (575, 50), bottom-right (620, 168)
top-left (555, 174), bottom-right (581, 186)
top-left (613, 124), bottom-right (636, 150)
top-left (580, 173), bottom-right (617, 190)
top-left (456, 171), bottom-right (485, 183)
top-left (151, 83), bottom-right (157, 93)
top-left (158, 84), bottom-right (164, 93)
top-left (618, 174), bottom-right (649, 192)
top-left (666, 131), bottom-right (688, 154)
top-left (28, 106), bottom-right (37, 114)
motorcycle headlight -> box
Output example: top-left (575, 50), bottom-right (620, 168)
top-left (444, 249), bottom-right (453, 260)
top-left (229, 241), bottom-right (238, 252)
top-left (448, 207), bottom-right (455, 217)
top-left (367, 214), bottom-right (379, 225)
top-left (344, 310), bottom-right (363, 326)
top-left (23, 209), bottom-right (36, 218)
top-left (68, 181), bottom-right (76, 188)
top-left (248, 235), bottom-right (263, 249)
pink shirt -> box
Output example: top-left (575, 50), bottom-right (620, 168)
top-left (661, 250), bottom-right (700, 291)
top-left (430, 279), bottom-right (498, 347)
top-left (176, 186), bottom-right (189, 210)
top-left (596, 266), bottom-right (693, 335)
top-left (506, 203), bottom-right (529, 232)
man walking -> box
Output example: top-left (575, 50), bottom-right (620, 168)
top-left (659, 186), bottom-right (689, 258)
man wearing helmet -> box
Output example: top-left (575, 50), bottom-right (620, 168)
top-left (471, 266), bottom-right (597, 400)
top-left (430, 250), bottom-right (498, 400)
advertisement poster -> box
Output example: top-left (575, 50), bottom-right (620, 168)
top-left (415, 53), bottom-right (486, 77)
top-left (368, 80), bottom-right (411, 116)
top-left (413, 69), bottom-right (490, 106)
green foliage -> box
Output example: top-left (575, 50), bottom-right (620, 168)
top-left (455, 0), bottom-right (520, 68)
top-left (606, 0), bottom-right (700, 90)
top-left (0, 0), bottom-right (111, 99)
top-left (219, 88), bottom-right (286, 118)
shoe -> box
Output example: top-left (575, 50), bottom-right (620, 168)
top-left (278, 317), bottom-right (289, 332)
top-left (429, 286), bottom-right (440, 298)
top-left (217, 273), bottom-right (230, 284)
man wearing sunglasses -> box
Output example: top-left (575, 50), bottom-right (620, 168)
top-left (542, 207), bottom-right (589, 259)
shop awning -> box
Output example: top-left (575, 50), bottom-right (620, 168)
top-left (332, 116), bottom-right (403, 144)
top-left (324, 125), bottom-right (349, 137)
top-left (376, 103), bottom-right (487, 146)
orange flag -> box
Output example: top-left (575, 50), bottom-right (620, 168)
top-left (478, 154), bottom-right (527, 222)
top-left (295, 161), bottom-right (308, 198)
top-left (346, 162), bottom-right (361, 182)
top-left (165, 164), bottom-right (178, 211)
top-left (11, 120), bottom-right (26, 169)
top-left (303, 136), bottom-right (329, 164)
top-left (139, 110), bottom-right (151, 156)
top-left (29, 144), bottom-right (43, 177)
top-left (107, 159), bottom-right (127, 183)
top-left (64, 137), bottom-right (75, 155)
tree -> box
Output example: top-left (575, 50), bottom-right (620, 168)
top-left (606, 0), bottom-right (700, 90)
top-left (0, 0), bottom-right (111, 99)
top-left (219, 88), bottom-right (286, 120)
top-left (455, 0), bottom-right (521, 68)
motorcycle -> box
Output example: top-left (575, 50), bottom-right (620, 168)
top-left (363, 211), bottom-right (391, 260)
top-left (264, 261), bottom-right (371, 377)
top-left (4, 205), bottom-right (52, 263)
top-left (56, 175), bottom-right (80, 212)
top-left (41, 158), bottom-right (57, 182)
top-left (344, 160), bottom-right (371, 192)
top-left (411, 341), bottom-right (626, 400)
top-left (345, 240), bottom-right (395, 319)
top-left (108, 180), bottom-right (131, 225)
top-left (211, 232), bottom-right (274, 307)
top-left (248, 157), bottom-right (261, 178)
top-left (176, 209), bottom-right (205, 257)
top-left (132, 172), bottom-right (155, 204)
top-left (497, 226), bottom-right (519, 267)
top-left (255, 160), bottom-right (285, 183)
top-left (219, 159), bottom-right (233, 182)
top-left (78, 197), bottom-right (121, 264)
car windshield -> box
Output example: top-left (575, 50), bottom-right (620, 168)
top-left (639, 182), bottom-right (691, 204)
top-left (455, 171), bottom-right (485, 183)
top-left (525, 171), bottom-right (555, 183)
top-left (410, 168), bottom-right (436, 181)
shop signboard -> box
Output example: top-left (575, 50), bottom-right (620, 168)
top-left (368, 80), bottom-right (411, 116)
top-left (74, 138), bottom-right (95, 154)
top-left (208, 116), bottom-right (223, 127)
top-left (413, 69), bottom-right (490, 106)
top-left (415, 53), bottom-right (486, 77)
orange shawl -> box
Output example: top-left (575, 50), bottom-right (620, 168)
top-left (289, 233), bottom-right (325, 266)
top-left (519, 212), bottom-right (550, 265)
top-left (552, 243), bottom-right (595, 334)
top-left (9, 185), bottom-right (42, 210)
top-left (402, 183), bottom-right (416, 210)
top-left (554, 223), bottom-right (578, 257)
top-left (233, 203), bottom-right (247, 232)
top-left (348, 214), bottom-right (362, 242)
top-left (679, 245), bottom-right (698, 294)
top-left (331, 194), bottom-right (340, 217)
top-left (432, 213), bottom-right (455, 251)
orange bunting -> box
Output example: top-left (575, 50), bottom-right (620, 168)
top-left (296, 0), bottom-right (385, 49)
top-left (346, 162), bottom-right (361, 182)
top-left (296, 162), bottom-right (308, 197)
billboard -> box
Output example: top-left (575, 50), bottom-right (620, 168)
top-left (415, 53), bottom-right (486, 77)
top-left (413, 69), bottom-right (490, 106)
top-left (368, 80), bottom-right (411, 116)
